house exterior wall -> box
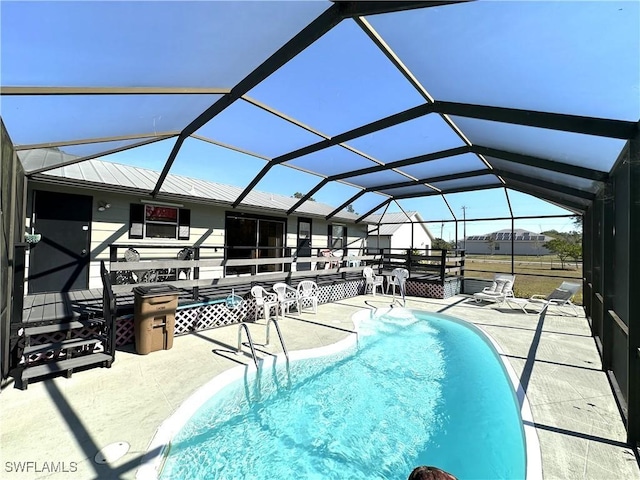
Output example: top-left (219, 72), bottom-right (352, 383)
top-left (26, 183), bottom-right (367, 290)
top-left (365, 235), bottom-right (391, 251)
top-left (463, 240), bottom-right (550, 256)
top-left (389, 222), bottom-right (432, 251)
top-left (365, 220), bottom-right (432, 252)
top-left (305, 221), bottom-right (366, 254)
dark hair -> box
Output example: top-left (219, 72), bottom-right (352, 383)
top-left (407, 465), bottom-right (457, 480)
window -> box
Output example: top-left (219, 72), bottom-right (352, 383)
top-left (129, 204), bottom-right (190, 240)
top-left (225, 214), bottom-right (285, 275)
top-left (495, 244), bottom-right (500, 251)
top-left (297, 218), bottom-right (312, 271)
top-left (329, 224), bottom-right (347, 250)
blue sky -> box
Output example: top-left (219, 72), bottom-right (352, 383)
top-left (2, 1), bottom-right (636, 239)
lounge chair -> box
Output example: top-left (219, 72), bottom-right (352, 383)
top-left (363, 267), bottom-right (384, 295)
top-left (296, 280), bottom-right (319, 314)
top-left (473, 274), bottom-right (516, 305)
top-left (523, 281), bottom-right (582, 316)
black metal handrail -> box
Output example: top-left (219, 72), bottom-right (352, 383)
top-left (99, 261), bottom-right (117, 363)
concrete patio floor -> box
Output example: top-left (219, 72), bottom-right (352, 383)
top-left (1, 294), bottom-right (639, 480)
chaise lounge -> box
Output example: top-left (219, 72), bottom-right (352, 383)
top-left (514, 281), bottom-right (582, 316)
top-left (473, 274), bottom-right (516, 305)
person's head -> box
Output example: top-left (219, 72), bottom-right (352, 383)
top-left (407, 465), bottom-right (457, 480)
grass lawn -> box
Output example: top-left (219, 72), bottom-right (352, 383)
top-left (465, 255), bottom-right (583, 304)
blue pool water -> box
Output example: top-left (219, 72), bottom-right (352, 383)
top-left (160, 309), bottom-right (526, 480)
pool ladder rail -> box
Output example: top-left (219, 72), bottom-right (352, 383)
top-left (229, 292), bottom-right (289, 370)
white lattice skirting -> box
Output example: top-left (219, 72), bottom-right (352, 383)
top-left (114, 279), bottom-right (366, 346)
top-left (24, 277), bottom-right (461, 352)
top-left (406, 278), bottom-right (462, 299)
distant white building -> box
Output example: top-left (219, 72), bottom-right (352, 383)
top-left (463, 228), bottom-right (553, 255)
top-left (366, 211), bottom-right (434, 252)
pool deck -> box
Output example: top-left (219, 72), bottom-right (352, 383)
top-left (1, 294), bottom-right (639, 480)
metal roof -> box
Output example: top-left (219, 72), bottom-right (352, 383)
top-left (366, 211), bottom-right (431, 237)
top-left (33, 156), bottom-right (361, 222)
top-left (1, 1), bottom-right (638, 225)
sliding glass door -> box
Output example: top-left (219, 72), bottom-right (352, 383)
top-left (225, 214), bottom-right (285, 275)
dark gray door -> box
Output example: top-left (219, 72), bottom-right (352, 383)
top-left (28, 190), bottom-right (92, 293)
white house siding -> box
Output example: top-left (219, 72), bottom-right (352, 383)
top-left (366, 213), bottom-right (433, 253)
top-left (83, 189), bottom-right (229, 288)
top-left (26, 183), bottom-right (368, 290)
top-left (366, 235), bottom-right (391, 251)
top-left (366, 225), bottom-right (431, 252)
top-left (390, 222), bottom-right (432, 251)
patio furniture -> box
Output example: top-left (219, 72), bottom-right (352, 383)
top-left (251, 285), bottom-right (278, 322)
top-left (473, 274), bottom-right (516, 305)
top-left (176, 247), bottom-right (194, 280)
top-left (346, 251), bottom-right (361, 267)
top-left (363, 267), bottom-right (384, 295)
top-left (155, 247), bottom-right (195, 282)
top-left (390, 268), bottom-right (409, 306)
top-left (118, 247), bottom-right (158, 284)
top-left (525, 281), bottom-right (582, 316)
top-left (115, 247), bottom-right (139, 284)
top-left (273, 282), bottom-right (299, 318)
top-left (296, 280), bottom-right (319, 314)
top-left (316, 249), bottom-right (341, 270)
top-left (504, 296), bottom-right (532, 314)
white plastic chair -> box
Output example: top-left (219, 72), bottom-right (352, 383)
top-left (250, 285), bottom-right (278, 322)
top-left (347, 252), bottom-right (360, 267)
top-left (296, 280), bottom-right (319, 314)
top-left (363, 267), bottom-right (384, 295)
top-left (273, 282), bottom-right (299, 318)
top-left (390, 268), bottom-right (409, 306)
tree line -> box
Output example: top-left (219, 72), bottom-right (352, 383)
top-left (541, 230), bottom-right (582, 269)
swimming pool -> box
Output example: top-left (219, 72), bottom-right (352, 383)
top-left (146, 308), bottom-right (538, 479)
